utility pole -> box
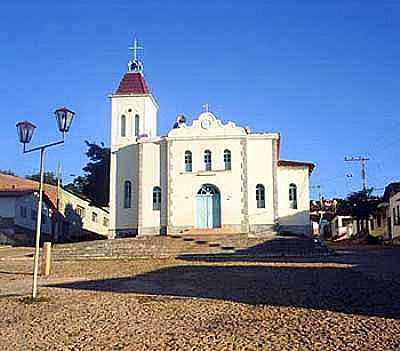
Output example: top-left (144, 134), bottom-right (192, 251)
top-left (344, 156), bottom-right (369, 191)
top-left (311, 185), bottom-right (323, 204)
top-left (55, 163), bottom-right (62, 242)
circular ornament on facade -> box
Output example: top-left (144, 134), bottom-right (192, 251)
top-left (201, 119), bottom-right (211, 129)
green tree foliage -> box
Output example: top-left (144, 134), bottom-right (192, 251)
top-left (64, 176), bottom-right (87, 196)
top-left (26, 171), bottom-right (58, 185)
top-left (337, 189), bottom-right (381, 233)
top-left (347, 189), bottom-right (380, 219)
top-left (67, 141), bottom-right (110, 207)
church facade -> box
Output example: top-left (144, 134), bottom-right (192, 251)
top-left (109, 46), bottom-right (314, 238)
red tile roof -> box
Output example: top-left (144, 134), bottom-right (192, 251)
top-left (278, 160), bottom-right (315, 174)
top-left (0, 173), bottom-right (58, 209)
top-left (115, 72), bottom-right (150, 95)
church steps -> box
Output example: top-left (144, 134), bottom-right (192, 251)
top-left (52, 234), bottom-right (332, 260)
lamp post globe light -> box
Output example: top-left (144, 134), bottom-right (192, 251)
top-left (55, 107), bottom-right (75, 133)
top-left (16, 121), bottom-right (36, 144)
top-left (16, 107), bottom-right (75, 300)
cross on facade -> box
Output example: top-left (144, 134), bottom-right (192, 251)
top-left (202, 103), bottom-right (210, 112)
top-left (129, 38), bottom-right (143, 62)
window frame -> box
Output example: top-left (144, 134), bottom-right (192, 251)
top-left (121, 114), bottom-right (127, 137)
top-left (153, 186), bottom-right (161, 211)
top-left (134, 114), bottom-right (140, 137)
top-left (204, 150), bottom-right (212, 171)
top-left (124, 180), bottom-right (132, 209)
top-left (184, 150), bottom-right (192, 172)
top-left (76, 205), bottom-right (86, 219)
top-left (289, 183), bottom-right (298, 209)
top-left (256, 184), bottom-right (266, 209)
top-left (224, 149), bottom-right (231, 170)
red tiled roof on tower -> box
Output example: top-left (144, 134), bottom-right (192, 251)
top-left (115, 72), bottom-right (150, 95)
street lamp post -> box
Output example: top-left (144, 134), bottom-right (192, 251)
top-left (16, 107), bottom-right (75, 299)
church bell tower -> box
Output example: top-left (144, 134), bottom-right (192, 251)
top-left (110, 39), bottom-right (158, 147)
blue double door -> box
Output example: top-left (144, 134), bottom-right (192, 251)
top-left (196, 185), bottom-right (221, 229)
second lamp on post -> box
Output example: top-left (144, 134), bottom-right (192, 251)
top-left (16, 107), bottom-right (75, 300)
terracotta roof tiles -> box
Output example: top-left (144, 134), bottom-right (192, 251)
top-left (0, 173), bottom-right (58, 209)
top-left (115, 72), bottom-right (150, 95)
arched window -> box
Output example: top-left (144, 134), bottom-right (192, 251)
top-left (204, 150), bottom-right (212, 171)
top-left (153, 187), bottom-right (161, 211)
top-left (124, 180), bottom-right (132, 208)
top-left (121, 115), bottom-right (126, 137)
top-left (134, 114), bottom-right (140, 137)
top-left (224, 149), bottom-right (231, 170)
top-left (289, 183), bottom-right (298, 209)
top-left (185, 151), bottom-right (192, 172)
top-left (256, 184), bottom-right (265, 208)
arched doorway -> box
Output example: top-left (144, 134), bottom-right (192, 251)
top-left (196, 184), bottom-right (221, 228)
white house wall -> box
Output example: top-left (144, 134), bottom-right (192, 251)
top-left (59, 190), bottom-right (109, 237)
top-left (389, 192), bottom-right (400, 239)
top-left (277, 166), bottom-right (311, 234)
top-left (0, 197), bottom-right (16, 218)
top-left (15, 195), bottom-right (52, 234)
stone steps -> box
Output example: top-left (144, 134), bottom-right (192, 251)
top-left (52, 234), bottom-right (332, 260)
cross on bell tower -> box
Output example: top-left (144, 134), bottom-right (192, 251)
top-left (128, 38), bottom-right (144, 73)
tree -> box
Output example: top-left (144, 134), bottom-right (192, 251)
top-left (26, 171), bottom-right (58, 186)
top-left (340, 189), bottom-right (381, 234)
top-left (67, 141), bottom-right (110, 207)
top-left (64, 175), bottom-right (87, 196)
top-left (0, 169), bottom-right (16, 176)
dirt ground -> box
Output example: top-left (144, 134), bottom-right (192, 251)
top-left (0, 243), bottom-right (400, 350)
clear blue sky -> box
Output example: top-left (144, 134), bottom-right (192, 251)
top-left (1, 0), bottom-right (399, 199)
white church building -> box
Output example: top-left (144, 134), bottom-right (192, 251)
top-left (109, 42), bottom-right (315, 238)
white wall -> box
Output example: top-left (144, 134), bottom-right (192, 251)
top-left (110, 86), bottom-right (159, 236)
top-left (0, 197), bottom-right (16, 217)
top-left (277, 166), bottom-right (310, 226)
top-left (59, 190), bottom-right (109, 236)
top-left (111, 95), bottom-right (158, 146)
top-left (166, 112), bottom-right (281, 231)
top-left (389, 192), bottom-right (400, 239)
top-left (140, 141), bottom-right (161, 230)
top-left (167, 137), bottom-right (244, 229)
top-left (110, 110), bottom-right (313, 235)
top-left (110, 143), bottom-right (139, 234)
top-left (246, 137), bottom-right (275, 226)
top-left (15, 195), bottom-right (52, 234)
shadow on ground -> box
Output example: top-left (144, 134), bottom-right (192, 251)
top-left (174, 236), bottom-right (332, 262)
top-left (49, 262), bottom-right (400, 320)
